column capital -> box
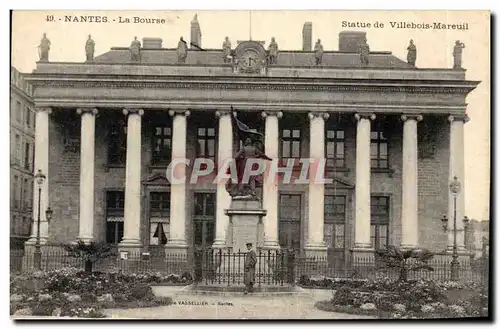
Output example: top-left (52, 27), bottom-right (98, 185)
top-left (215, 110), bottom-right (232, 118)
top-left (448, 114), bottom-right (470, 123)
top-left (308, 112), bottom-right (330, 120)
top-left (35, 107), bottom-right (52, 115)
top-left (261, 111), bottom-right (283, 119)
top-left (168, 109), bottom-right (191, 117)
top-left (354, 113), bottom-right (376, 121)
top-left (77, 108), bottom-right (98, 116)
top-left (122, 108), bottom-right (144, 116)
top-left (401, 114), bottom-right (423, 122)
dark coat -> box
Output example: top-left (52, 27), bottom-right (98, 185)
top-left (244, 249), bottom-right (257, 285)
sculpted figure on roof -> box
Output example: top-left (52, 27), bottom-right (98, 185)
top-left (407, 39), bottom-right (417, 67)
top-left (314, 39), bottom-right (324, 65)
top-left (267, 37), bottom-right (279, 65)
top-left (453, 40), bottom-right (465, 69)
top-left (222, 36), bottom-right (232, 63)
top-left (177, 37), bottom-right (188, 63)
top-left (38, 33), bottom-right (51, 62)
top-left (129, 36), bottom-right (141, 61)
top-left (358, 39), bottom-right (370, 65)
top-left (85, 34), bottom-right (95, 62)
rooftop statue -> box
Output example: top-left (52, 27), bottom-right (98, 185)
top-left (222, 36), bottom-right (232, 63)
top-left (225, 113), bottom-right (272, 200)
top-left (267, 37), bottom-right (279, 65)
top-left (314, 38), bottom-right (324, 65)
top-left (38, 33), bottom-right (51, 62)
top-left (177, 37), bottom-right (188, 63)
top-left (129, 36), bottom-right (141, 61)
top-left (407, 39), bottom-right (417, 67)
top-left (85, 34), bottom-right (95, 62)
top-left (453, 40), bottom-right (465, 69)
top-left (358, 39), bottom-right (370, 65)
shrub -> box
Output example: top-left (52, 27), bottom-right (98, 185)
top-left (129, 283), bottom-right (155, 301)
top-left (62, 240), bottom-right (116, 273)
top-left (298, 275), bottom-right (310, 286)
top-left (331, 287), bottom-right (355, 306)
top-left (375, 245), bottom-right (434, 281)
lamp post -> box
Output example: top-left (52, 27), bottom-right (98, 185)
top-left (33, 169), bottom-right (53, 270)
top-left (441, 176), bottom-right (469, 281)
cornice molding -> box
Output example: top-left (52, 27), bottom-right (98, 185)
top-left (31, 79), bottom-right (476, 95)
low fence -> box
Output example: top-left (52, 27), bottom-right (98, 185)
top-left (10, 246), bottom-right (489, 286)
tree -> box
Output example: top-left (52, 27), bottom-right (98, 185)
top-left (63, 240), bottom-right (116, 273)
top-left (375, 245), bottom-right (434, 281)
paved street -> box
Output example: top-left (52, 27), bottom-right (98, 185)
top-left (104, 287), bottom-right (375, 320)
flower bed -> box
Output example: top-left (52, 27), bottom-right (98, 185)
top-left (10, 268), bottom-right (185, 318)
top-left (313, 278), bottom-right (489, 319)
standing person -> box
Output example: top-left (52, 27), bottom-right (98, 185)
top-left (244, 243), bottom-right (257, 294)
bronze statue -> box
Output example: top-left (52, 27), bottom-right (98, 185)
top-left (225, 113), bottom-right (271, 199)
top-left (38, 33), bottom-right (51, 62)
top-left (314, 38), bottom-right (324, 65)
top-left (130, 36), bottom-right (141, 61)
top-left (407, 39), bottom-right (416, 67)
top-left (177, 37), bottom-right (188, 63)
top-left (358, 40), bottom-right (370, 65)
top-left (222, 36), bottom-right (232, 63)
top-left (453, 40), bottom-right (465, 69)
top-left (85, 34), bottom-right (95, 62)
top-left (267, 37), bottom-right (279, 65)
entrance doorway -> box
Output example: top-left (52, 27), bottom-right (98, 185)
top-left (193, 192), bottom-right (216, 251)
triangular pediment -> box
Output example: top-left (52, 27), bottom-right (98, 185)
top-left (143, 173), bottom-right (170, 186)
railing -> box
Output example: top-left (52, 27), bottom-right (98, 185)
top-left (10, 245), bottom-right (489, 285)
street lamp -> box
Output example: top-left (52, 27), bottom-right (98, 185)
top-left (441, 176), bottom-right (469, 281)
top-left (34, 169), bottom-right (52, 270)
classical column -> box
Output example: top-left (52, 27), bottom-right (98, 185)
top-left (166, 110), bottom-right (190, 253)
top-left (212, 110), bottom-right (233, 249)
top-left (353, 113), bottom-right (376, 252)
top-left (261, 111), bottom-right (283, 250)
top-left (447, 114), bottom-right (469, 252)
top-left (400, 114), bottom-right (423, 249)
top-left (119, 109), bottom-right (144, 249)
top-left (26, 108), bottom-right (52, 245)
top-left (76, 108), bottom-right (98, 243)
top-left (305, 112), bottom-right (329, 257)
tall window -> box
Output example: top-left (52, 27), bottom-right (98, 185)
top-left (106, 191), bottom-right (125, 244)
top-left (326, 129), bottom-right (345, 168)
top-left (108, 121), bottom-right (127, 165)
top-left (280, 128), bottom-right (301, 163)
top-left (15, 101), bottom-right (21, 122)
top-left (150, 192), bottom-right (170, 245)
top-left (370, 196), bottom-right (390, 250)
top-left (196, 127), bottom-right (216, 161)
top-left (193, 193), bottom-right (216, 249)
top-left (12, 175), bottom-right (18, 207)
top-left (152, 126), bottom-right (172, 165)
top-left (14, 134), bottom-right (21, 165)
top-left (279, 194), bottom-right (301, 250)
top-left (371, 129), bottom-right (389, 169)
top-left (324, 195), bottom-right (346, 251)
top-left (14, 175), bottom-right (20, 208)
top-left (23, 178), bottom-right (29, 209)
top-left (24, 142), bottom-right (30, 170)
top-left (25, 107), bottom-right (31, 127)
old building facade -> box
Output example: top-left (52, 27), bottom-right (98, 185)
top-left (10, 66), bottom-right (36, 247)
top-left (25, 18), bottom-right (479, 264)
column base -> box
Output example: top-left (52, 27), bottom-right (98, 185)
top-left (165, 240), bottom-right (189, 256)
top-left (118, 239), bottom-right (142, 257)
top-left (76, 236), bottom-right (94, 244)
top-left (211, 239), bottom-right (227, 250)
top-left (24, 236), bottom-right (49, 246)
top-left (400, 244), bottom-right (419, 250)
top-left (350, 246), bottom-right (375, 261)
top-left (304, 243), bottom-right (328, 259)
top-left (262, 240), bottom-right (281, 251)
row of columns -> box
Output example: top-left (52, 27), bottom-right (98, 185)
top-left (27, 108), bottom-right (468, 254)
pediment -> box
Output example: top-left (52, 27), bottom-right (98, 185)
top-left (143, 173), bottom-right (170, 186)
top-left (326, 174), bottom-right (355, 189)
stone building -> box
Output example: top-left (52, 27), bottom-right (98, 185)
top-left (24, 20), bottom-right (479, 266)
top-left (10, 66), bottom-right (36, 247)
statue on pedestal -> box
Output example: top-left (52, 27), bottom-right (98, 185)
top-left (453, 40), bottom-right (465, 69)
top-left (222, 36), bottom-right (232, 63)
top-left (225, 113), bottom-right (272, 200)
top-left (85, 34), bottom-right (95, 62)
top-left (267, 37), bottom-right (279, 65)
top-left (314, 39), bottom-right (324, 65)
top-left (129, 36), bottom-right (141, 61)
top-left (38, 33), bottom-right (51, 62)
top-left (407, 39), bottom-right (417, 67)
top-left (177, 37), bottom-right (188, 63)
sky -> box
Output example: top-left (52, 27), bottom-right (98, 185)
top-left (10, 10), bottom-right (490, 222)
